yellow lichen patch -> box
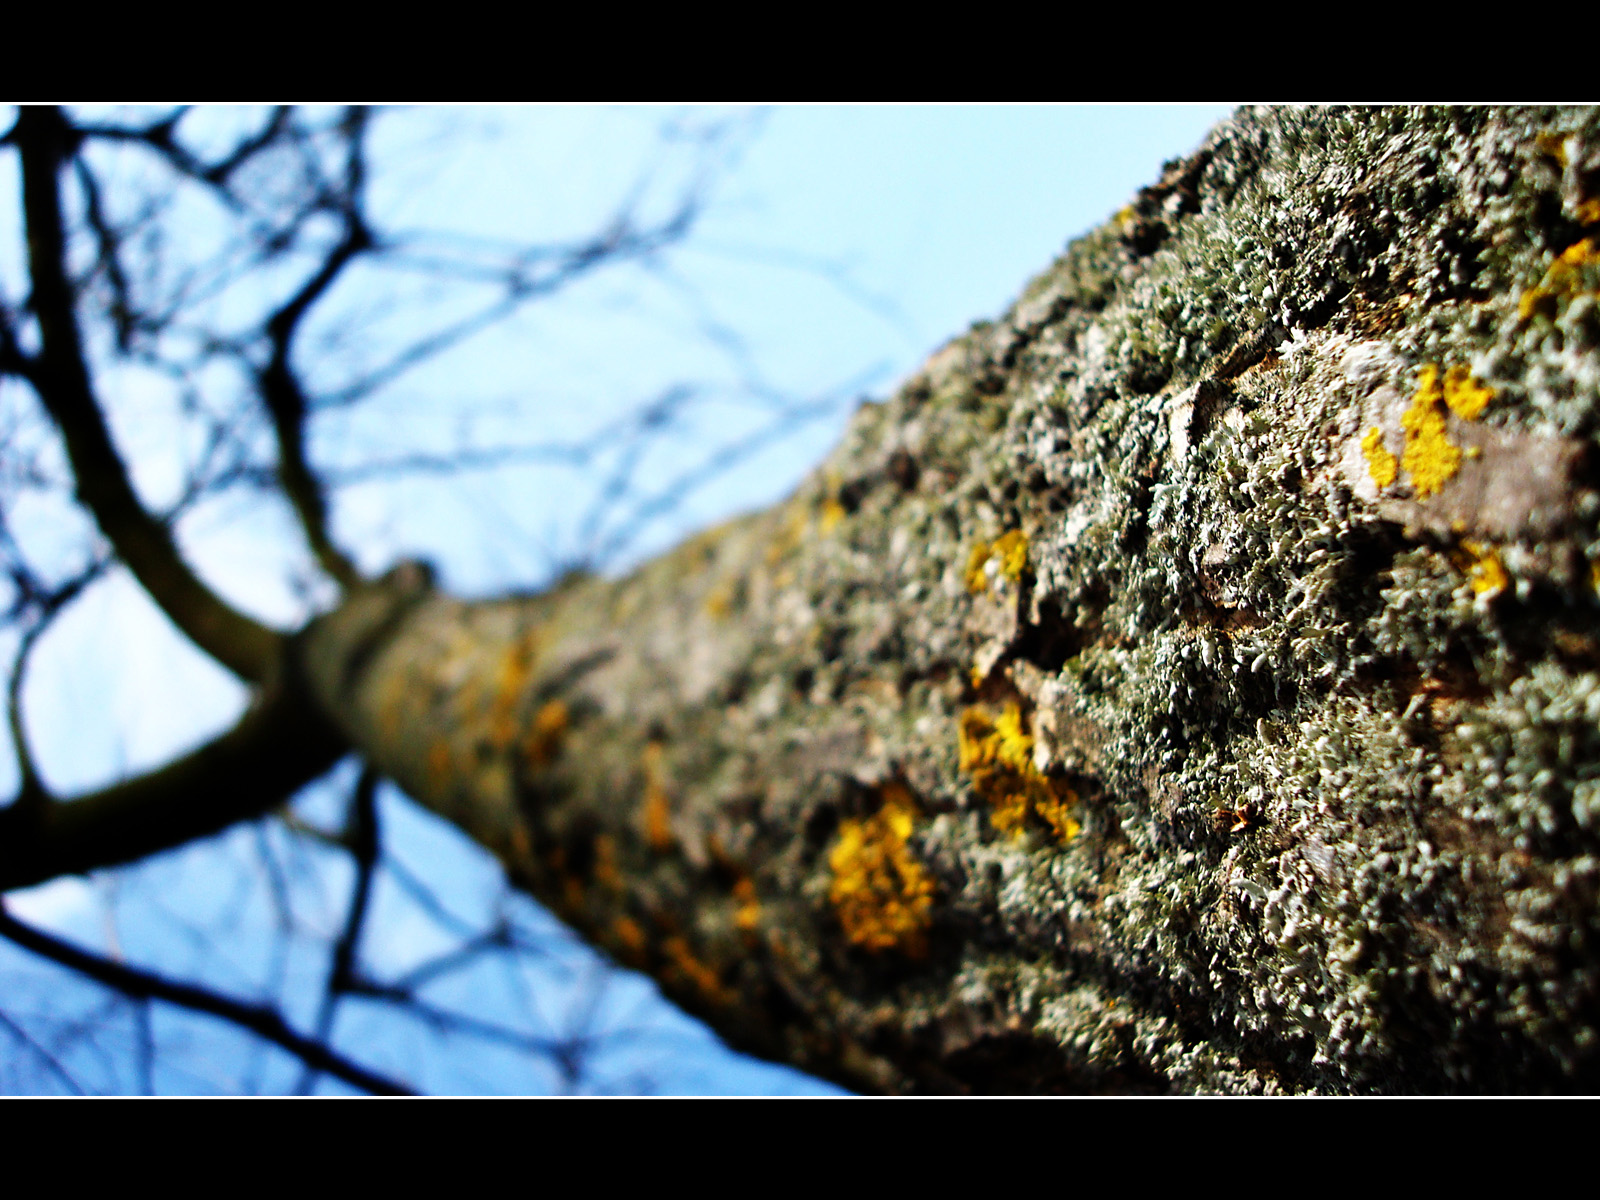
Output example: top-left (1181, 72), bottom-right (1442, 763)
top-left (489, 631), bottom-right (539, 749)
top-left (1536, 131), bottom-right (1571, 169)
top-left (1399, 364), bottom-right (1494, 498)
top-left (1033, 787), bottom-right (1082, 843)
top-left (703, 578), bottom-right (737, 621)
top-left (1442, 364), bottom-right (1495, 420)
top-left (641, 742), bottom-right (675, 851)
top-left (663, 936), bottom-right (732, 1006)
top-left (1401, 372), bottom-right (1460, 497)
top-left (1454, 539), bottom-right (1509, 597)
top-left (1520, 238), bottom-right (1600, 322)
top-left (765, 504), bottom-right (810, 566)
top-left (965, 543), bottom-right (994, 593)
top-left (818, 496), bottom-right (847, 535)
top-left (593, 834), bottom-right (623, 892)
top-left (1386, 363), bottom-right (1496, 499)
top-left (965, 529), bottom-right (1029, 594)
top-left (827, 781), bottom-right (936, 955)
top-left (958, 703), bottom-right (1080, 843)
top-left (427, 739), bottom-right (453, 796)
top-left (522, 699), bottom-right (568, 771)
top-left (612, 915), bottom-right (647, 960)
top-left (1579, 198), bottom-right (1600, 226)
top-left (732, 877), bottom-right (762, 934)
top-left (1362, 426), bottom-right (1399, 489)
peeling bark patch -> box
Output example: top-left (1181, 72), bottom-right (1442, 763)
top-left (828, 781), bottom-right (936, 955)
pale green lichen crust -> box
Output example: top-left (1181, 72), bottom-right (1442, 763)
top-left (369, 108), bottom-right (1600, 1093)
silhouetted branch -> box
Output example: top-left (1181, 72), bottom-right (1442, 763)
top-left (13, 106), bottom-right (282, 683)
top-left (0, 673), bottom-right (348, 891)
top-left (0, 899), bottom-right (411, 1095)
top-left (256, 108), bottom-right (370, 590)
top-left (294, 764), bottom-right (380, 1093)
top-left (0, 1007), bottom-right (87, 1094)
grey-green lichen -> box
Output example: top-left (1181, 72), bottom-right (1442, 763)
top-left (323, 107), bottom-right (1600, 1093)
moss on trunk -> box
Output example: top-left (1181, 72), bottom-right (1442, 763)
top-left (305, 107), bottom-right (1600, 1092)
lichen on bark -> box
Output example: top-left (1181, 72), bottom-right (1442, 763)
top-left (305, 106), bottom-right (1600, 1092)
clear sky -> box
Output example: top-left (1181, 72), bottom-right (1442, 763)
top-left (0, 104), bottom-right (1236, 1094)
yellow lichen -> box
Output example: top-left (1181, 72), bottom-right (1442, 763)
top-left (1456, 539), bottom-right (1509, 597)
top-left (1387, 363), bottom-right (1494, 498)
top-left (965, 529), bottom-right (1029, 594)
top-left (1401, 370), bottom-right (1461, 498)
top-left (965, 543), bottom-right (994, 593)
top-left (489, 631), bottom-right (539, 749)
top-left (703, 578), bottom-right (737, 621)
top-left (663, 936), bottom-right (732, 1005)
top-left (612, 915), bottom-right (647, 959)
top-left (641, 742), bottom-right (675, 851)
top-left (427, 739), bottom-right (453, 796)
top-left (1520, 238), bottom-right (1600, 322)
top-left (818, 496), bottom-right (847, 535)
top-left (958, 703), bottom-right (1079, 842)
top-left (1442, 364), bottom-right (1494, 420)
top-left (593, 834), bottom-right (622, 892)
top-left (1034, 789), bottom-right (1082, 843)
top-left (522, 699), bottom-right (568, 770)
top-left (1536, 131), bottom-right (1571, 169)
top-left (1362, 426), bottom-right (1399, 490)
top-left (827, 781), bottom-right (935, 955)
top-left (732, 877), bottom-right (762, 934)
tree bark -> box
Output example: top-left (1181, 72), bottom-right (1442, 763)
top-left (301, 106), bottom-right (1600, 1093)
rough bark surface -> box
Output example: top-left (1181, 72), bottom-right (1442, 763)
top-left (303, 106), bottom-right (1600, 1093)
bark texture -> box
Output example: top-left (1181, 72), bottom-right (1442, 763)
top-left (303, 106), bottom-right (1600, 1093)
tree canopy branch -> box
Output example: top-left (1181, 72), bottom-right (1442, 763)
top-left (0, 898), bottom-right (411, 1095)
top-left (255, 108), bottom-right (371, 591)
top-left (0, 669), bottom-right (347, 892)
top-left (14, 106), bottom-right (283, 683)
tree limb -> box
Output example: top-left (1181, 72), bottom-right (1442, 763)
top-left (0, 669), bottom-right (347, 892)
top-left (14, 106), bottom-right (283, 683)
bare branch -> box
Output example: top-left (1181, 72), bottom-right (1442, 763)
top-left (256, 108), bottom-right (370, 590)
top-left (0, 899), bottom-right (412, 1095)
top-left (0, 672), bottom-right (347, 892)
top-left (0, 1006), bottom-right (88, 1094)
top-left (293, 764), bottom-right (379, 1093)
top-left (14, 106), bottom-right (282, 683)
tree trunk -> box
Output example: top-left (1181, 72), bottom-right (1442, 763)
top-left (301, 106), bottom-right (1600, 1093)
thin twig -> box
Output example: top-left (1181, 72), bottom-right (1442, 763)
top-left (0, 899), bottom-right (413, 1095)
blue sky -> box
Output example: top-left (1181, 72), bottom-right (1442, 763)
top-left (0, 104), bottom-right (1236, 1093)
